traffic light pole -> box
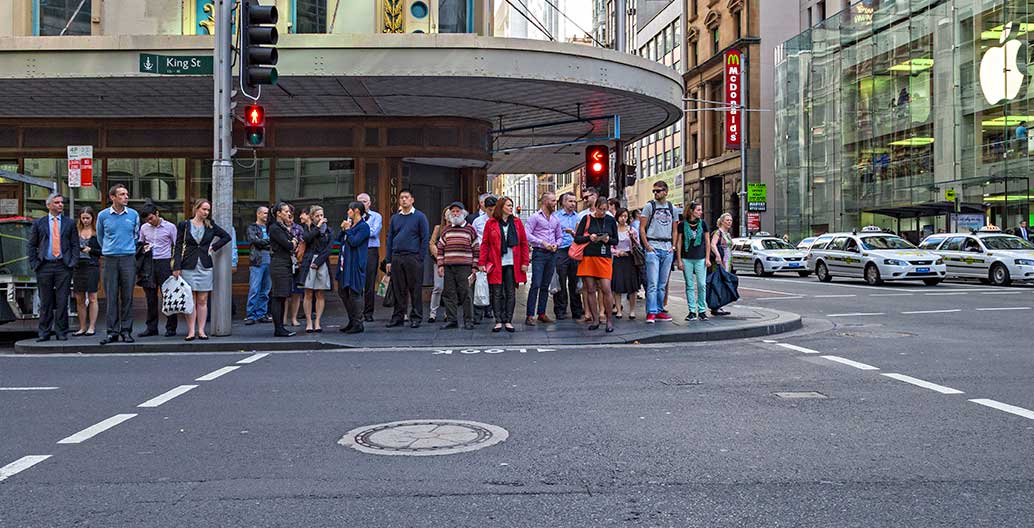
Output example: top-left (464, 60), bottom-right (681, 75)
top-left (211, 0), bottom-right (234, 336)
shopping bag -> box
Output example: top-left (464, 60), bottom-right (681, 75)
top-left (706, 266), bottom-right (740, 310)
top-left (548, 269), bottom-right (560, 294)
top-left (376, 275), bottom-right (390, 297)
top-left (474, 271), bottom-right (491, 307)
top-left (161, 275), bottom-right (194, 316)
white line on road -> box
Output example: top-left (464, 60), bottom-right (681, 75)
top-left (237, 353), bottom-right (270, 364)
top-left (881, 373), bottom-right (964, 395)
top-left (738, 286), bottom-right (804, 296)
top-left (870, 293), bottom-right (913, 297)
top-left (755, 296), bottom-right (806, 300)
top-left (976, 306), bottom-right (1032, 311)
top-left (981, 291), bottom-right (1024, 295)
top-left (814, 294), bottom-right (857, 298)
top-left (777, 343), bottom-right (821, 354)
top-left (820, 355), bottom-right (879, 370)
top-left (827, 312), bottom-right (884, 317)
top-left (195, 366), bottom-right (241, 381)
top-left (137, 385), bottom-right (198, 408)
top-left (57, 414), bottom-right (137, 444)
top-left (970, 399), bottom-right (1034, 421)
top-left (925, 292), bottom-right (970, 296)
top-left (901, 309), bottom-right (962, 315)
top-left (0, 387), bottom-right (59, 391)
top-left (762, 339), bottom-right (778, 343)
top-left (0, 455), bottom-right (51, 482)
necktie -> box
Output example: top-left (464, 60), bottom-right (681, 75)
top-left (51, 217), bottom-right (60, 258)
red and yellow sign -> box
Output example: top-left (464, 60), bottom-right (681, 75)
top-left (724, 49), bottom-right (742, 150)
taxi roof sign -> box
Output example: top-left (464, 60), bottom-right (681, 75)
top-left (978, 225), bottom-right (1002, 232)
top-left (861, 226), bottom-right (883, 232)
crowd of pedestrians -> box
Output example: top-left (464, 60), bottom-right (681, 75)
top-left (29, 184), bottom-right (738, 343)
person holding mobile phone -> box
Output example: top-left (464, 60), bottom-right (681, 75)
top-left (575, 197), bottom-right (619, 332)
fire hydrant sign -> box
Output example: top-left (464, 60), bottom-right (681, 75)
top-left (67, 145), bottom-right (93, 188)
top-left (724, 49), bottom-right (743, 150)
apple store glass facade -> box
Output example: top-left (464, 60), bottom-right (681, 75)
top-left (776, 0), bottom-right (1034, 242)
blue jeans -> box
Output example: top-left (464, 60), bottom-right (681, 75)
top-left (247, 262), bottom-right (272, 320)
top-left (682, 258), bottom-right (708, 314)
top-left (527, 249), bottom-right (557, 317)
top-left (644, 248), bottom-right (673, 315)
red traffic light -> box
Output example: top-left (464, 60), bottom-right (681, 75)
top-left (585, 145), bottom-right (609, 191)
top-left (245, 104), bottom-right (265, 126)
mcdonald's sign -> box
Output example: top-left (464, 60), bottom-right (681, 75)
top-left (724, 49), bottom-right (743, 150)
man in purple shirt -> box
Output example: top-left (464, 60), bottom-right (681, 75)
top-left (524, 191), bottom-right (563, 326)
top-left (138, 203), bottom-right (179, 337)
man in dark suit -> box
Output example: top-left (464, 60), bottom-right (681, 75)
top-left (1014, 220), bottom-right (1030, 241)
top-left (27, 192), bottom-right (80, 341)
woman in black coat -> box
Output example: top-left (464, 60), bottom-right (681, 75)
top-left (172, 199), bottom-right (232, 341)
top-left (268, 202), bottom-right (297, 337)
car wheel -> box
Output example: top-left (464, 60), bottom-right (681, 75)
top-left (990, 263), bottom-right (1012, 286)
top-left (864, 263), bottom-right (883, 286)
top-left (754, 260), bottom-right (767, 277)
top-left (797, 271), bottom-right (812, 277)
top-left (922, 278), bottom-right (942, 286)
top-left (816, 261), bottom-right (832, 282)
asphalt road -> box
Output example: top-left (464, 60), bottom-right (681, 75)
top-left (3, 274), bottom-right (1034, 526)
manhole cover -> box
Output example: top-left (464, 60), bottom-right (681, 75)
top-left (339, 419), bottom-right (509, 456)
top-left (773, 391), bottom-right (828, 399)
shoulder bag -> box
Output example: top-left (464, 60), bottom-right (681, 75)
top-left (567, 216), bottom-right (590, 261)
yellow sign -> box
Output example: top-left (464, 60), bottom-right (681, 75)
top-left (945, 189), bottom-right (957, 202)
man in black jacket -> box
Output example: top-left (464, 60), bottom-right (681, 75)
top-left (245, 206), bottom-right (273, 325)
top-left (27, 192), bottom-right (79, 341)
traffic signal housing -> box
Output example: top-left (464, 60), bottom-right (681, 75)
top-left (585, 145), bottom-right (610, 194)
top-left (244, 103), bottom-right (266, 147)
top-left (241, 0), bottom-right (279, 87)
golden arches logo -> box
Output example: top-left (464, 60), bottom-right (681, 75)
top-left (726, 52), bottom-right (741, 65)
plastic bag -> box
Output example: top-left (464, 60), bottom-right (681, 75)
top-left (161, 275), bottom-right (194, 316)
top-left (474, 271), bottom-right (491, 307)
top-left (548, 269), bottom-right (560, 294)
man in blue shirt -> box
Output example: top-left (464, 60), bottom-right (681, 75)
top-left (552, 191), bottom-right (583, 321)
top-left (27, 192), bottom-right (79, 341)
top-left (357, 192), bottom-right (382, 322)
top-left (384, 189), bottom-right (429, 328)
top-left (96, 184), bottom-right (140, 344)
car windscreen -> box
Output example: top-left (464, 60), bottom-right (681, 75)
top-left (982, 236), bottom-right (1034, 250)
top-left (860, 235), bottom-right (916, 250)
top-left (760, 239), bottom-right (795, 250)
top-left (919, 237), bottom-right (946, 249)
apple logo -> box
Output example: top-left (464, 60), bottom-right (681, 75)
top-left (980, 22), bottom-right (1027, 105)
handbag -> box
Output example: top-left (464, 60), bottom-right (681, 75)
top-left (567, 217), bottom-right (590, 262)
top-left (161, 275), bottom-right (194, 316)
top-left (630, 231), bottom-right (646, 267)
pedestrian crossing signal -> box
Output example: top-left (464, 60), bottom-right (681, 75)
top-left (245, 104), bottom-right (265, 147)
top-left (585, 145), bottom-right (609, 192)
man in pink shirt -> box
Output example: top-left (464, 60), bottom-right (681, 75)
top-left (523, 192), bottom-right (563, 326)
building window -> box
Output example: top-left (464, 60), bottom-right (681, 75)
top-left (816, 1), bottom-right (825, 23)
top-left (712, 28), bottom-right (720, 55)
top-left (734, 10), bottom-right (741, 39)
top-left (293, 0), bottom-right (328, 33)
top-left (439, 0), bottom-right (472, 33)
top-left (35, 0), bottom-right (92, 36)
top-left (690, 0), bottom-right (697, 20)
top-left (690, 42), bottom-right (698, 67)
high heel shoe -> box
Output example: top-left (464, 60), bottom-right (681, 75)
top-left (492, 324), bottom-right (502, 333)
top-left (606, 321), bottom-right (615, 333)
top-left (588, 322), bottom-right (600, 330)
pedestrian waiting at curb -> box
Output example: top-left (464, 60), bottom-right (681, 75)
top-left (709, 212), bottom-right (734, 317)
top-left (436, 202), bottom-right (479, 330)
top-left (356, 193), bottom-right (381, 323)
top-left (575, 197), bottom-right (618, 332)
top-left (471, 193), bottom-right (496, 324)
top-left (552, 191), bottom-right (583, 321)
top-left (524, 191), bottom-right (562, 327)
top-left (285, 206), bottom-right (308, 328)
top-left (173, 199), bottom-right (232, 341)
top-left (138, 202), bottom-right (179, 338)
top-left (28, 192), bottom-right (78, 342)
top-left (639, 181), bottom-right (677, 324)
top-left (269, 202), bottom-right (298, 337)
top-left (244, 206), bottom-right (272, 325)
top-left (97, 184), bottom-right (139, 345)
top-left (337, 201), bottom-right (370, 334)
top-left (427, 206), bottom-right (450, 324)
top-left (479, 196), bottom-right (529, 333)
top-left (611, 207), bottom-right (641, 320)
top-left (676, 201), bottom-right (711, 321)
top-left (72, 207), bottom-right (101, 337)
top-left (385, 189), bottom-right (430, 329)
top-left (299, 205), bottom-right (332, 333)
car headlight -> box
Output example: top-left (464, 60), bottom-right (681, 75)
top-left (766, 256), bottom-right (783, 261)
top-left (883, 259), bottom-right (908, 266)
top-left (1016, 259), bottom-right (1034, 266)
top-left (935, 258), bottom-right (944, 265)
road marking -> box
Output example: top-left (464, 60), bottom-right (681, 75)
top-left (777, 343), bottom-right (818, 355)
top-left (827, 312), bottom-right (884, 317)
top-left (57, 414), bottom-right (137, 444)
top-left (755, 296), bottom-right (806, 300)
top-left (925, 292), bottom-right (969, 296)
top-left (738, 286), bottom-right (804, 296)
top-left (901, 309), bottom-right (962, 315)
top-left (237, 353), bottom-right (270, 364)
top-left (137, 385), bottom-right (198, 408)
top-left (870, 293), bottom-right (913, 297)
top-left (0, 387), bottom-right (59, 391)
top-left (976, 306), bottom-right (1032, 311)
top-left (820, 355), bottom-right (879, 370)
top-left (762, 339), bottom-right (778, 343)
top-left (970, 399), bottom-right (1034, 421)
top-left (195, 366), bottom-right (240, 381)
top-left (881, 373), bottom-right (964, 395)
top-left (981, 291), bottom-right (1023, 295)
top-left (814, 294), bottom-right (856, 298)
top-left (0, 455), bottom-right (51, 482)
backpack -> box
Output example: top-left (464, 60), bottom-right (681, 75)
top-left (643, 200), bottom-right (674, 240)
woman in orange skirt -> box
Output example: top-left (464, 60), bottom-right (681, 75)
top-left (575, 199), bottom-right (619, 332)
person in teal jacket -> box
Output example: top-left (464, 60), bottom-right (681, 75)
top-left (336, 201), bottom-right (370, 334)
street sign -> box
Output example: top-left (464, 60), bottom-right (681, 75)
top-left (724, 49), bottom-right (743, 150)
top-left (67, 145), bottom-right (93, 188)
top-left (747, 183), bottom-right (767, 211)
top-left (945, 189), bottom-right (957, 202)
top-left (139, 54), bottom-right (214, 75)
top-left (747, 212), bottom-right (761, 232)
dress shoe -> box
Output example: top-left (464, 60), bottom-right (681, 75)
top-left (259, 316), bottom-right (273, 324)
top-left (138, 330), bottom-right (159, 338)
top-left (525, 316), bottom-right (537, 326)
top-left (363, 315), bottom-right (374, 322)
top-left (409, 320), bottom-right (421, 329)
top-left (274, 330), bottom-right (296, 337)
top-left (55, 334), bottom-right (68, 341)
top-left (537, 314), bottom-right (554, 324)
top-left (463, 322), bottom-right (475, 330)
top-left (99, 334), bottom-right (120, 345)
top-left (244, 318), bottom-right (256, 326)
top-left (121, 334), bottom-right (135, 343)
top-left (345, 325), bottom-right (364, 334)
top-left (164, 330), bottom-right (177, 337)
top-left (427, 315), bottom-right (437, 323)
top-left (440, 321), bottom-right (459, 330)
top-left (556, 314), bottom-right (568, 321)
top-left (35, 334), bottom-right (51, 343)
top-left (385, 319), bottom-right (404, 328)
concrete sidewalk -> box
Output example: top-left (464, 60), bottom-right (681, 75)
top-left (14, 292), bottom-right (801, 354)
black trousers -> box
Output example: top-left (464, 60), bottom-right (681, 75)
top-left (389, 253), bottom-right (423, 323)
top-left (442, 265), bottom-right (473, 324)
top-left (339, 286), bottom-right (364, 329)
top-left (490, 265), bottom-right (516, 324)
top-left (553, 248), bottom-right (584, 319)
top-left (37, 261), bottom-right (72, 338)
top-left (103, 255), bottom-right (136, 337)
top-left (363, 247), bottom-right (380, 318)
top-left (270, 296), bottom-right (287, 335)
top-left (144, 258), bottom-right (178, 334)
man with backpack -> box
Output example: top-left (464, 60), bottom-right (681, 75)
top-left (639, 181), bottom-right (677, 323)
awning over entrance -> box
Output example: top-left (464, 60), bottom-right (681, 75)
top-left (864, 201), bottom-right (985, 218)
top-left (0, 34), bottom-right (683, 175)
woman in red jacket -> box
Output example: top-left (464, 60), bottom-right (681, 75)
top-left (478, 196), bottom-right (529, 333)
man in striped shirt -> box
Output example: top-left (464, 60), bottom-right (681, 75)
top-left (436, 202), bottom-right (479, 330)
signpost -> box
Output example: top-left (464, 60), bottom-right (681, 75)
top-left (747, 212), bottom-right (761, 233)
top-left (945, 189), bottom-right (957, 202)
top-left (139, 54), bottom-right (214, 75)
top-left (747, 183), bottom-right (767, 212)
top-left (66, 145), bottom-right (93, 188)
top-left (724, 50), bottom-right (743, 150)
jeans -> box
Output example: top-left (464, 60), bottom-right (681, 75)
top-left (37, 261), bottom-right (72, 338)
top-left (682, 258), bottom-right (708, 314)
top-left (553, 248), bottom-right (583, 319)
top-left (442, 265), bottom-right (474, 324)
top-left (145, 258), bottom-right (178, 333)
top-left (246, 262), bottom-right (271, 320)
top-left (490, 265), bottom-right (516, 324)
top-left (644, 248), bottom-right (673, 315)
top-left (526, 249), bottom-right (557, 317)
top-left (103, 254), bottom-right (136, 336)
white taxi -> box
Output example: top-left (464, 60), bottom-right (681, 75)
top-left (730, 237), bottom-right (811, 277)
top-left (920, 226), bottom-right (1034, 286)
top-left (803, 233), bottom-right (836, 272)
top-left (809, 227), bottom-right (947, 286)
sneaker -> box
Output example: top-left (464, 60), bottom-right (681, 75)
top-left (655, 313), bottom-right (673, 322)
top-left (698, 312), bottom-right (709, 321)
top-left (685, 312), bottom-right (697, 321)
top-left (645, 314), bottom-right (656, 324)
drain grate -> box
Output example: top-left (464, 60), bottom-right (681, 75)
top-left (339, 419), bottom-right (509, 456)
top-left (773, 391), bottom-right (828, 399)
